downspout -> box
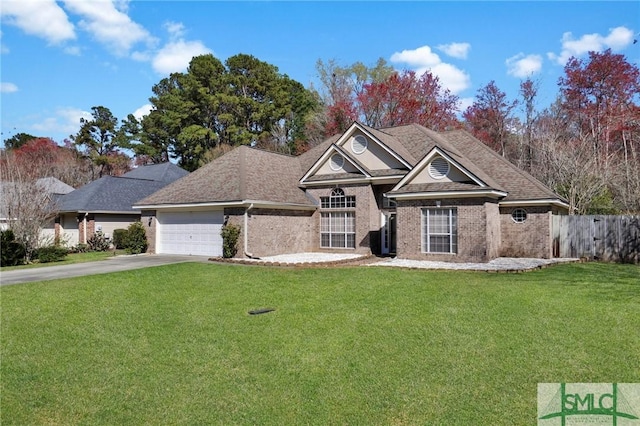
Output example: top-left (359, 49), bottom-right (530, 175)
top-left (244, 203), bottom-right (260, 259)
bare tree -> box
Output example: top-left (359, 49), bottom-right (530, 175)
top-left (0, 150), bottom-right (58, 261)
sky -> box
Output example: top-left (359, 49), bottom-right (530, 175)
top-left (1, 1), bottom-right (639, 147)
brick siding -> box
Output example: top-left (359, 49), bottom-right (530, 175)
top-left (306, 184), bottom-right (379, 255)
top-left (500, 206), bottom-right (552, 258)
top-left (396, 198), bottom-right (500, 262)
top-left (224, 207), bottom-right (315, 258)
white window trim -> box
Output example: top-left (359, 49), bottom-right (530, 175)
top-left (320, 211), bottom-right (355, 249)
top-left (511, 208), bottom-right (527, 223)
top-left (329, 154), bottom-right (344, 171)
top-left (421, 208), bottom-right (457, 254)
top-left (428, 157), bottom-right (450, 180)
top-left (351, 135), bottom-right (368, 155)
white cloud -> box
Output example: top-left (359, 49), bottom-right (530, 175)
top-left (437, 42), bottom-right (471, 60)
top-left (152, 40), bottom-right (212, 75)
top-left (133, 104), bottom-right (153, 120)
top-left (506, 53), bottom-right (543, 78)
top-left (1, 82), bottom-right (18, 93)
top-left (0, 31), bottom-right (8, 54)
top-left (0, 0), bottom-right (75, 45)
top-left (548, 26), bottom-right (634, 65)
top-left (64, 45), bottom-right (81, 56)
top-left (32, 107), bottom-right (92, 135)
top-left (164, 21), bottom-right (186, 40)
top-left (62, 0), bottom-right (155, 56)
top-left (390, 45), bottom-right (471, 95)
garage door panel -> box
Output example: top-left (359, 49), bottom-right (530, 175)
top-left (157, 210), bottom-right (223, 256)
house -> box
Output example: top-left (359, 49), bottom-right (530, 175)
top-left (134, 122), bottom-right (569, 261)
top-left (56, 162), bottom-right (188, 246)
top-left (1, 177), bottom-right (75, 243)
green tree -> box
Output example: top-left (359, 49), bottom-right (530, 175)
top-left (71, 106), bottom-right (130, 178)
top-left (137, 54), bottom-right (318, 171)
top-left (3, 132), bottom-right (36, 150)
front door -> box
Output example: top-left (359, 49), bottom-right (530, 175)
top-left (381, 212), bottom-right (397, 255)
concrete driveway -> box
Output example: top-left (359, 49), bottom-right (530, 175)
top-left (0, 254), bottom-right (211, 286)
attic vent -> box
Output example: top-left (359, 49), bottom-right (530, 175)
top-left (329, 154), bottom-right (344, 171)
top-left (428, 157), bottom-right (450, 179)
top-left (351, 135), bottom-right (368, 155)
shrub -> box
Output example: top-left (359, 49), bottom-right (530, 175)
top-left (1, 229), bottom-right (26, 267)
top-left (35, 245), bottom-right (69, 263)
top-left (73, 243), bottom-right (89, 253)
top-left (112, 228), bottom-right (128, 249)
top-left (221, 223), bottom-right (241, 258)
top-left (87, 231), bottom-right (111, 252)
top-left (124, 222), bottom-right (147, 254)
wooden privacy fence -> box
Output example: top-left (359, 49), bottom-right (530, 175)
top-left (552, 215), bottom-right (640, 263)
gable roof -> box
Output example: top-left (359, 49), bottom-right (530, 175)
top-left (135, 146), bottom-right (316, 209)
top-left (58, 163), bottom-right (188, 214)
top-left (135, 122), bottom-right (566, 210)
top-left (300, 122), bottom-right (413, 185)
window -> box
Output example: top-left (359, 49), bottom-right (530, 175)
top-left (320, 188), bottom-right (355, 209)
top-left (321, 212), bottom-right (355, 248)
top-left (320, 188), bottom-right (356, 249)
top-left (422, 208), bottom-right (457, 253)
top-left (351, 135), bottom-right (368, 154)
top-left (428, 157), bottom-right (450, 179)
top-left (329, 153), bottom-right (344, 171)
top-left (511, 208), bottom-right (527, 223)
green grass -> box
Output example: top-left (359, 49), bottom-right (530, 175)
top-left (1, 250), bottom-right (125, 271)
top-left (1, 262), bottom-right (638, 424)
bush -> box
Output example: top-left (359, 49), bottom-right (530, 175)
top-left (73, 243), bottom-right (89, 253)
top-left (35, 245), bottom-right (69, 263)
top-left (87, 231), bottom-right (111, 252)
top-left (221, 223), bottom-right (241, 258)
top-left (112, 228), bottom-right (128, 249)
top-left (124, 222), bottom-right (147, 254)
top-left (1, 229), bottom-right (26, 267)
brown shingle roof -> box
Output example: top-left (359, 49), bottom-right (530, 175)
top-left (136, 146), bottom-right (314, 207)
top-left (139, 122), bottom-right (564, 208)
top-left (442, 130), bottom-right (563, 202)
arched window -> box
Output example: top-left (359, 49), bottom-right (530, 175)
top-left (320, 188), bottom-right (356, 209)
top-left (319, 188), bottom-right (356, 248)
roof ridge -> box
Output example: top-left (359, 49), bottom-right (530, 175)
top-left (443, 129), bottom-right (561, 199)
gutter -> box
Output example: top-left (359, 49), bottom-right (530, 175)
top-left (243, 203), bottom-right (260, 259)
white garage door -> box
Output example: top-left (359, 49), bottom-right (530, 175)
top-left (158, 210), bottom-right (224, 256)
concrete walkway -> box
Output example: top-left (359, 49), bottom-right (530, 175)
top-left (0, 254), bottom-right (211, 286)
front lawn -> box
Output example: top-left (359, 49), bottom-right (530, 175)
top-left (1, 262), bottom-right (638, 424)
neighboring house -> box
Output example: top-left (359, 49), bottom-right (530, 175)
top-left (1, 178), bottom-right (74, 242)
top-left (134, 122), bottom-right (569, 261)
top-left (56, 162), bottom-right (188, 246)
